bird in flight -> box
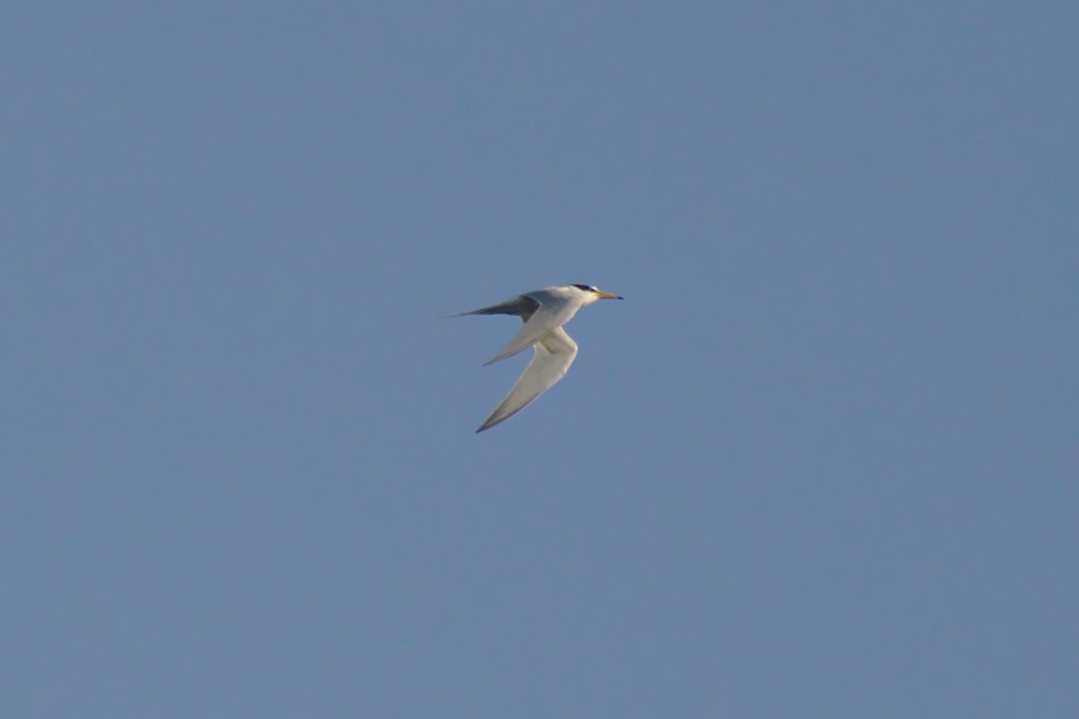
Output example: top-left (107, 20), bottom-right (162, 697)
top-left (456, 284), bottom-right (624, 432)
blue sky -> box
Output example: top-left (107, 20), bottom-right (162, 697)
top-left (5, 2), bottom-right (1078, 717)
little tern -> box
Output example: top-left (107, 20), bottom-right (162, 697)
top-left (456, 284), bottom-right (624, 433)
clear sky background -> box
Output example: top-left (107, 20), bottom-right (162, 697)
top-left (4, 2), bottom-right (1077, 717)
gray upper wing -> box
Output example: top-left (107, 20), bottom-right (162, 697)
top-left (453, 295), bottom-right (540, 321)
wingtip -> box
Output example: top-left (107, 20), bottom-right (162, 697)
top-left (475, 413), bottom-right (504, 433)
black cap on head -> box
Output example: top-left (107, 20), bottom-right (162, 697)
top-left (572, 283), bottom-right (598, 292)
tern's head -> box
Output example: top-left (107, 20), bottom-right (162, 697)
top-left (570, 283), bottom-right (624, 304)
